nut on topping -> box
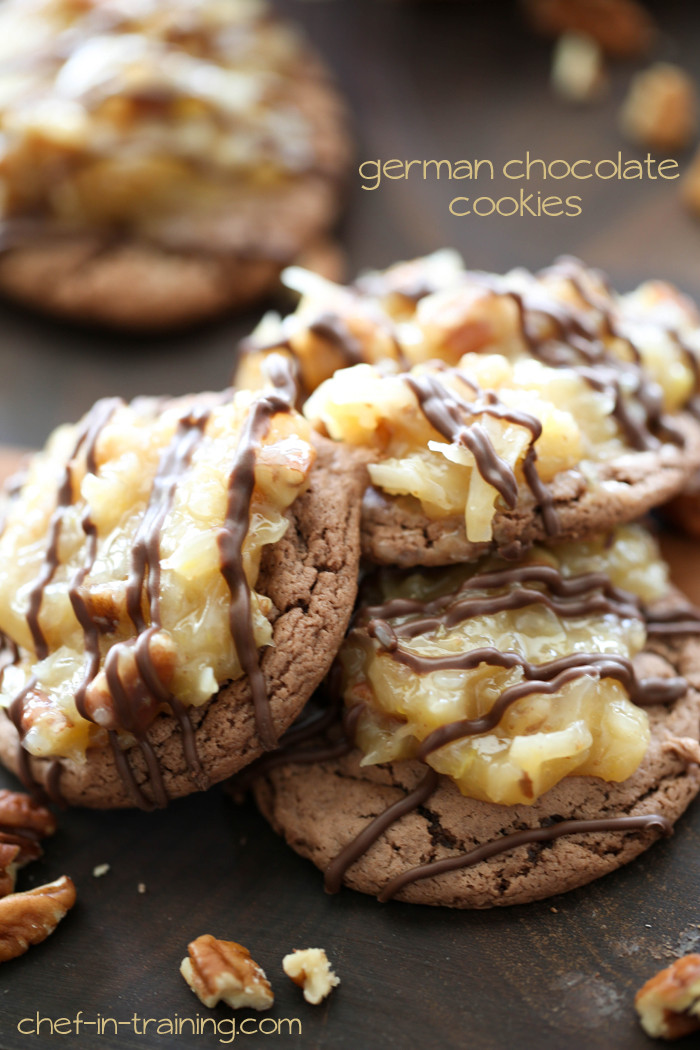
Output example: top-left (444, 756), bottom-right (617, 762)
top-left (662, 736), bottom-right (700, 766)
top-left (180, 935), bottom-right (274, 1011)
top-left (0, 875), bottom-right (76, 963)
top-left (282, 948), bottom-right (340, 1005)
top-left (82, 630), bottom-right (177, 733)
top-left (635, 954), bottom-right (700, 1040)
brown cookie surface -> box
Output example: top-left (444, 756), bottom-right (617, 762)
top-left (361, 411), bottom-right (700, 566)
top-left (252, 625), bottom-right (700, 908)
top-left (0, 437), bottom-right (367, 808)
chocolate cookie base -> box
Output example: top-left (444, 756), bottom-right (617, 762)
top-left (253, 631), bottom-right (700, 908)
top-left (0, 437), bottom-right (367, 808)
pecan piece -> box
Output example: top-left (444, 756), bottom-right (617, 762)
top-left (282, 948), bottom-right (340, 1005)
top-left (0, 844), bottom-right (20, 899)
top-left (0, 875), bottom-right (76, 963)
top-left (662, 736), bottom-right (700, 766)
top-left (0, 789), bottom-right (56, 838)
top-left (0, 790), bottom-right (56, 896)
top-left (635, 954), bottom-right (700, 1040)
top-left (83, 630), bottom-right (176, 733)
top-left (180, 935), bottom-right (274, 1011)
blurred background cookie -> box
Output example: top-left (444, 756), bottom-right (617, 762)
top-left (0, 0), bottom-right (351, 328)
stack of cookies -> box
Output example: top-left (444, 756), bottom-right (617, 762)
top-left (240, 251), bottom-right (700, 907)
top-left (1, 251), bottom-right (700, 909)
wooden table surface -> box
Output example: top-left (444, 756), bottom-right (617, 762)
top-left (1, 2), bottom-right (700, 1048)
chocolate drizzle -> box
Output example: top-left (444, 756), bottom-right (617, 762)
top-left (403, 366), bottom-right (560, 534)
top-left (308, 315), bottom-right (365, 367)
top-left (324, 768), bottom-right (440, 894)
top-left (25, 398), bottom-right (122, 661)
top-left (360, 562), bottom-right (688, 758)
top-left (644, 607), bottom-right (700, 636)
top-left (506, 259), bottom-right (690, 451)
top-left (412, 653), bottom-right (683, 759)
top-left (217, 388), bottom-right (293, 751)
top-left (363, 562), bottom-right (644, 631)
top-left (8, 676), bottom-right (40, 795)
top-left (405, 374), bottom-right (517, 505)
top-left (244, 676), bottom-right (682, 902)
top-left (4, 399), bottom-right (122, 802)
top-left (126, 408), bottom-right (210, 633)
top-left (375, 813), bottom-right (672, 902)
top-left (80, 406), bottom-right (212, 808)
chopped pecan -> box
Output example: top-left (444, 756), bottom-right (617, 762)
top-left (662, 736), bottom-right (700, 766)
top-left (635, 954), bottom-right (700, 1040)
top-left (16, 686), bottom-right (73, 740)
top-left (83, 630), bottom-right (176, 733)
top-left (0, 875), bottom-right (76, 963)
top-left (82, 580), bottom-right (128, 634)
top-left (282, 948), bottom-right (340, 1005)
top-left (180, 935), bottom-right (274, 1011)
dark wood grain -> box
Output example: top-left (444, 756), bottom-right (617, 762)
top-left (0, 2), bottom-right (700, 1048)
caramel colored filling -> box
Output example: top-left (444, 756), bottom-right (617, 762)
top-left (341, 526), bottom-right (673, 806)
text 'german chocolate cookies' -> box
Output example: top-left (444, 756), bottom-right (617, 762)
top-left (0, 362), bottom-right (367, 808)
top-left (252, 525), bottom-right (700, 907)
top-left (238, 252), bottom-right (700, 566)
top-left (0, 0), bottom-right (351, 328)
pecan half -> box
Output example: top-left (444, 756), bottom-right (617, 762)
top-left (181, 935), bottom-right (274, 1011)
top-left (0, 875), bottom-right (76, 963)
top-left (282, 948), bottom-right (340, 1005)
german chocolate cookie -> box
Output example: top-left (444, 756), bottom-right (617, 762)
top-left (239, 253), bottom-right (700, 566)
top-left (0, 378), bottom-right (367, 808)
top-left (252, 529), bottom-right (700, 906)
top-left (0, 0), bottom-right (350, 328)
